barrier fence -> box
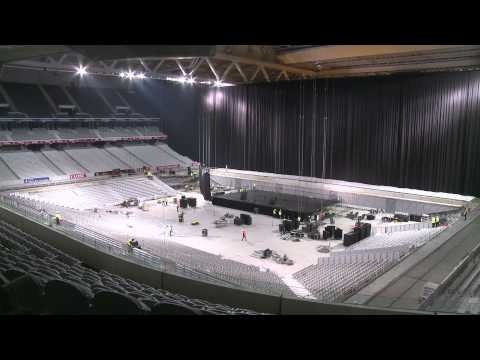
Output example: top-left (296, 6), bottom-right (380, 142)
top-left (0, 192), bottom-right (456, 305)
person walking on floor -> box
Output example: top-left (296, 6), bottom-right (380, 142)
top-left (463, 207), bottom-right (468, 221)
top-left (431, 215), bottom-right (436, 228)
top-left (241, 229), bottom-right (247, 242)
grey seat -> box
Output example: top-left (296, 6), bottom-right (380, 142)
top-left (44, 279), bottom-right (94, 315)
top-left (3, 268), bottom-right (26, 281)
top-left (151, 301), bottom-right (203, 315)
top-left (91, 290), bottom-right (151, 315)
top-left (3, 274), bottom-right (45, 313)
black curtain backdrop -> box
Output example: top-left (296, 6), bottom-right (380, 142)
top-left (131, 80), bottom-right (200, 162)
top-left (193, 71), bottom-right (480, 197)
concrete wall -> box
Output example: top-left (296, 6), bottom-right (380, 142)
top-left (0, 204), bottom-right (430, 314)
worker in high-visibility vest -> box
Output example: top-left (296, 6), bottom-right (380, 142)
top-left (279, 209), bottom-right (282, 219)
top-left (273, 208), bottom-right (277, 217)
top-left (431, 215), bottom-right (436, 228)
top-left (436, 215), bottom-right (440, 227)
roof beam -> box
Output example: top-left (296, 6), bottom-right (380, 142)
top-left (314, 57), bottom-right (480, 78)
top-left (153, 59), bottom-right (166, 72)
top-left (205, 58), bottom-right (220, 81)
top-left (214, 52), bottom-right (316, 76)
top-left (250, 66), bottom-right (261, 82)
top-left (277, 45), bottom-right (478, 64)
top-left (188, 58), bottom-right (204, 77)
top-left (221, 63), bottom-right (234, 81)
top-left (234, 62), bottom-right (248, 82)
top-left (175, 59), bottom-right (187, 76)
top-left (260, 67), bottom-right (270, 82)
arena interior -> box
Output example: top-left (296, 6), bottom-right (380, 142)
top-left (1, 45), bottom-right (480, 315)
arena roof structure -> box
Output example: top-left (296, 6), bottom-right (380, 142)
top-left (2, 45), bottom-right (480, 86)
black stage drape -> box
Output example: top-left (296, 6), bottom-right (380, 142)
top-left (193, 71), bottom-right (480, 197)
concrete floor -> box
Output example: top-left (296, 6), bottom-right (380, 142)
top-left (10, 181), bottom-right (465, 302)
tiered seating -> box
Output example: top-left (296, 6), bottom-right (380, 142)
top-left (66, 87), bottom-right (111, 115)
top-left (97, 127), bottom-right (122, 138)
top-left (18, 177), bottom-right (177, 210)
top-left (123, 144), bottom-right (181, 167)
top-left (118, 89), bottom-right (157, 115)
top-left (0, 151), bottom-right (63, 178)
top-left (6, 193), bottom-right (293, 297)
top-left (41, 148), bottom-right (88, 174)
top-left (113, 127), bottom-right (143, 137)
top-left (104, 146), bottom-right (146, 168)
top-left (64, 147), bottom-right (129, 173)
top-left (157, 143), bottom-right (193, 167)
top-left (56, 127), bottom-right (98, 140)
top-left (1, 82), bottom-right (53, 116)
top-left (293, 247), bottom-right (408, 302)
top-left (0, 131), bottom-right (12, 141)
top-left (98, 88), bottom-right (125, 108)
top-left (343, 227), bottom-right (445, 252)
top-left (0, 220), bottom-right (261, 315)
top-left (136, 126), bottom-right (163, 136)
top-left (0, 158), bottom-right (19, 182)
top-left (42, 85), bottom-right (71, 108)
top-left (10, 128), bottom-right (55, 141)
top-left (129, 237), bottom-right (295, 297)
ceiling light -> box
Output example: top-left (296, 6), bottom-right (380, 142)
top-left (75, 65), bottom-right (87, 77)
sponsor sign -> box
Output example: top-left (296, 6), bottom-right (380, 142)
top-left (23, 176), bottom-right (50, 184)
top-left (69, 173), bottom-right (86, 180)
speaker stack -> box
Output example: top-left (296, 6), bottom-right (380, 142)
top-left (179, 198), bottom-right (188, 209)
top-left (409, 214), bottom-right (421, 222)
top-left (394, 213), bottom-right (409, 222)
top-left (334, 228), bottom-right (343, 240)
top-left (187, 197), bottom-right (197, 208)
top-left (282, 220), bottom-right (293, 233)
top-left (240, 214), bottom-right (252, 225)
top-left (343, 232), bottom-right (359, 247)
top-left (234, 217), bottom-right (243, 226)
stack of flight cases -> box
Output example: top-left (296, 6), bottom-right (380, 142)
top-left (179, 196), bottom-right (188, 209)
top-left (234, 213), bottom-right (253, 226)
top-left (322, 225), bottom-right (343, 240)
top-left (279, 219), bottom-right (299, 233)
top-left (187, 197), bottom-right (197, 208)
top-left (343, 222), bottom-right (371, 247)
top-left (409, 214), bottom-right (422, 222)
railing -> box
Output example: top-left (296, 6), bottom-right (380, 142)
top-left (0, 191), bottom-right (459, 305)
top-left (0, 193), bottom-right (286, 295)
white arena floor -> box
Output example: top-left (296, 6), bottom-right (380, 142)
top-left (7, 177), bottom-right (458, 298)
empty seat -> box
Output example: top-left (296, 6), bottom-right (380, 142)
top-left (3, 268), bottom-right (26, 281)
top-left (44, 279), bottom-right (93, 315)
top-left (91, 291), bottom-right (151, 315)
top-left (151, 301), bottom-right (203, 315)
top-left (3, 274), bottom-right (45, 313)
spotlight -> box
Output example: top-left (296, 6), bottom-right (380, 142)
top-left (75, 65), bottom-right (87, 77)
top-left (120, 72), bottom-right (126, 78)
top-left (187, 77), bottom-right (195, 84)
top-left (135, 73), bottom-right (146, 79)
top-left (126, 70), bottom-right (135, 80)
top-left (214, 80), bottom-right (223, 87)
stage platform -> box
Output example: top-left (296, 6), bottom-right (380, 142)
top-left (210, 168), bottom-right (477, 214)
top-left (212, 189), bottom-right (337, 218)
